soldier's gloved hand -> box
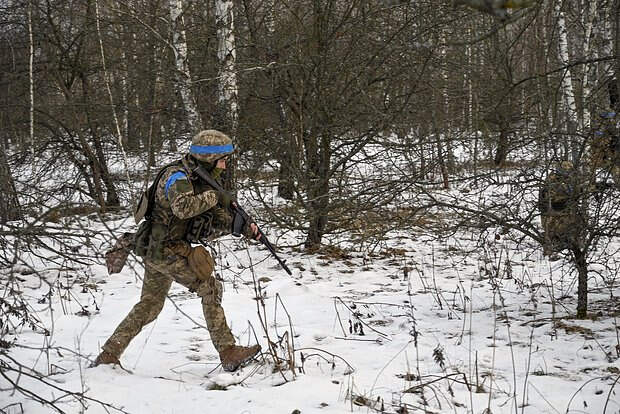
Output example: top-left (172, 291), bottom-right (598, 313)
top-left (218, 191), bottom-right (232, 210)
top-left (214, 207), bottom-right (233, 229)
top-left (247, 222), bottom-right (262, 241)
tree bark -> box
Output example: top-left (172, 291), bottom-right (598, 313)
top-left (169, 0), bottom-right (201, 132)
top-left (573, 246), bottom-right (588, 318)
top-left (215, 0), bottom-right (239, 133)
top-left (0, 145), bottom-right (21, 224)
top-left (556, 1), bottom-right (580, 158)
top-left (494, 128), bottom-right (509, 167)
top-left (215, 0), bottom-right (239, 192)
top-left (580, 0), bottom-right (597, 129)
top-left (615, 0), bottom-right (620, 108)
top-left (28, 0), bottom-right (34, 154)
top-left (304, 133), bottom-right (330, 249)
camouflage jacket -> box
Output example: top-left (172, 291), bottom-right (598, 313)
top-left (538, 169), bottom-right (578, 215)
top-left (591, 112), bottom-right (620, 169)
top-left (149, 155), bottom-right (232, 254)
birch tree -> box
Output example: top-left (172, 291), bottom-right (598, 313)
top-left (580, 0), bottom-right (598, 128)
top-left (556, 0), bottom-right (579, 158)
top-left (169, 0), bottom-right (201, 132)
top-left (215, 0), bottom-right (239, 134)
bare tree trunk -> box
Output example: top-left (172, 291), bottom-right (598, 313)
top-left (28, 0), bottom-right (34, 156)
top-left (439, 31), bottom-right (455, 176)
top-left (277, 98), bottom-right (296, 200)
top-left (0, 145), bottom-right (21, 224)
top-left (169, 0), bottom-right (201, 132)
top-left (215, 0), bottom-right (239, 133)
top-left (432, 115), bottom-right (450, 189)
top-left (215, 0), bottom-right (239, 191)
top-left (466, 26), bottom-right (473, 132)
top-left (437, 138), bottom-right (450, 189)
top-left (615, 0), bottom-right (620, 105)
top-left (556, 1), bottom-right (579, 158)
top-left (573, 246), bottom-right (588, 318)
top-left (581, 0), bottom-right (597, 129)
top-left (494, 127), bottom-right (508, 167)
top-left (304, 132), bottom-right (330, 249)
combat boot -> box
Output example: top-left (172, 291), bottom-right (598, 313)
top-left (219, 344), bottom-right (261, 372)
top-left (91, 350), bottom-right (121, 367)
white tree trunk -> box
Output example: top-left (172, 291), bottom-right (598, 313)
top-left (556, 1), bottom-right (580, 140)
top-left (170, 0), bottom-right (201, 131)
top-left (215, 0), bottom-right (239, 133)
top-left (581, 0), bottom-right (598, 129)
top-left (120, 49), bottom-right (129, 141)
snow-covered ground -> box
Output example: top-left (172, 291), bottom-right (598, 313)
top-left (2, 212), bottom-right (619, 413)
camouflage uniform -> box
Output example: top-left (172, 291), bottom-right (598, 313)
top-left (97, 130), bottom-right (259, 369)
top-left (590, 111), bottom-right (620, 186)
top-left (538, 161), bottom-right (585, 255)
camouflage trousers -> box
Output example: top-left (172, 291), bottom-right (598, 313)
top-left (101, 244), bottom-right (235, 358)
top-left (541, 214), bottom-right (582, 255)
top-left (612, 165), bottom-right (620, 188)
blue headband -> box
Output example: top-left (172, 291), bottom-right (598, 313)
top-left (190, 144), bottom-right (234, 154)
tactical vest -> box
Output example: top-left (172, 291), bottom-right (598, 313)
top-left (145, 159), bottom-right (192, 260)
top-left (137, 157), bottom-right (228, 260)
top-left (538, 170), bottom-right (576, 215)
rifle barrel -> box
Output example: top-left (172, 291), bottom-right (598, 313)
top-left (192, 165), bottom-right (292, 276)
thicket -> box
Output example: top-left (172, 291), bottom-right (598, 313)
top-left (1, 0), bottom-right (619, 411)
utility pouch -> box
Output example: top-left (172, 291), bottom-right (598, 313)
top-left (186, 213), bottom-right (214, 243)
top-left (147, 223), bottom-right (167, 261)
top-left (134, 220), bottom-right (152, 257)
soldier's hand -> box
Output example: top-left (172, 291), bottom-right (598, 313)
top-left (249, 222), bottom-right (262, 241)
top-left (218, 191), bottom-right (232, 209)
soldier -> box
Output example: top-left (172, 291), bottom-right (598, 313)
top-left (94, 130), bottom-right (261, 372)
top-left (590, 110), bottom-right (620, 186)
top-left (589, 79), bottom-right (620, 185)
top-left (538, 160), bottom-right (586, 256)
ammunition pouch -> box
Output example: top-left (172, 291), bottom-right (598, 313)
top-left (186, 213), bottom-right (214, 244)
top-left (147, 222), bottom-right (168, 261)
top-left (134, 220), bottom-right (152, 257)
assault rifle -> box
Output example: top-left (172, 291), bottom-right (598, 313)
top-left (191, 164), bottom-right (292, 276)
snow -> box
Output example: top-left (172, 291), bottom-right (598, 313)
top-left (2, 215), bottom-right (619, 413)
top-left (1, 147), bottom-right (619, 413)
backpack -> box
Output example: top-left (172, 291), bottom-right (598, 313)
top-left (133, 161), bottom-right (180, 256)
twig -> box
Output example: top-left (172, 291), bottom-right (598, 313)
top-left (296, 347), bottom-right (355, 373)
top-left (333, 297), bottom-right (391, 340)
top-left (1, 354), bottom-right (129, 413)
top-left (521, 328), bottom-right (535, 413)
top-left (274, 293), bottom-right (296, 378)
top-left (403, 372), bottom-right (470, 393)
top-left (603, 374), bottom-right (620, 414)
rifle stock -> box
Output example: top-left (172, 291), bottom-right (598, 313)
top-left (191, 165), bottom-right (292, 276)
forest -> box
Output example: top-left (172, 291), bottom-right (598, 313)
top-left (1, 0), bottom-right (619, 413)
